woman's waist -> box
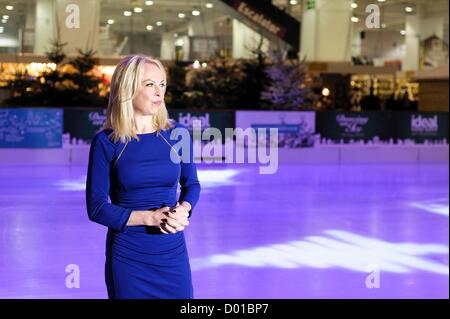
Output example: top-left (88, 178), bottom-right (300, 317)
top-left (107, 228), bottom-right (187, 261)
top-left (113, 187), bottom-right (178, 209)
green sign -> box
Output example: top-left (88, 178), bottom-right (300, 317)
top-left (306, 0), bottom-right (315, 10)
top-left (316, 111), bottom-right (449, 144)
top-left (316, 112), bottom-right (391, 143)
top-left (63, 108), bottom-right (107, 144)
top-left (169, 111), bottom-right (236, 143)
top-left (391, 112), bottom-right (449, 144)
top-left (63, 109), bottom-right (236, 144)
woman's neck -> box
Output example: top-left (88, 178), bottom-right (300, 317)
top-left (135, 115), bottom-right (156, 134)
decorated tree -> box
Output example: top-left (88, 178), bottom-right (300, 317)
top-left (64, 49), bottom-right (106, 106)
top-left (184, 55), bottom-right (245, 109)
top-left (261, 48), bottom-right (310, 109)
top-left (5, 68), bottom-right (39, 106)
top-left (4, 42), bottom-right (107, 107)
top-left (165, 61), bottom-right (190, 109)
top-left (4, 39), bottom-right (66, 106)
top-left (45, 39), bottom-right (67, 64)
top-left (238, 35), bottom-right (271, 109)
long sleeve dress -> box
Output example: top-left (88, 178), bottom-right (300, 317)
top-left (85, 122), bottom-right (201, 299)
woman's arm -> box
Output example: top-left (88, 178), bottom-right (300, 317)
top-left (126, 210), bottom-right (151, 226)
top-left (85, 134), bottom-right (134, 232)
top-left (126, 208), bottom-right (171, 227)
top-left (177, 127), bottom-right (201, 217)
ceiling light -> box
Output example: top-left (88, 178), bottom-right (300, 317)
top-left (206, 3), bottom-right (214, 9)
top-left (107, 19), bottom-right (114, 25)
top-left (146, 25), bottom-right (153, 31)
top-left (145, 1), bottom-right (154, 5)
top-left (134, 7), bottom-right (143, 13)
top-left (156, 21), bottom-right (163, 26)
top-left (5, 5), bottom-right (13, 10)
top-left (178, 13), bottom-right (186, 18)
top-left (351, 3), bottom-right (358, 9)
top-left (123, 11), bottom-right (132, 17)
top-left (351, 16), bottom-right (359, 23)
top-left (192, 10), bottom-right (200, 16)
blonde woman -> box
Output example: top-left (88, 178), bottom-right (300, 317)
top-left (85, 54), bottom-right (201, 299)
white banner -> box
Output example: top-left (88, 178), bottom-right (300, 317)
top-left (235, 111), bottom-right (316, 148)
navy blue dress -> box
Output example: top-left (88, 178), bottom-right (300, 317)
top-left (85, 122), bottom-right (201, 299)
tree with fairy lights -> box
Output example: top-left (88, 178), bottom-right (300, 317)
top-left (261, 47), bottom-right (311, 110)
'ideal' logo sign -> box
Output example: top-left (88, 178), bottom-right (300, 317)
top-left (411, 115), bottom-right (438, 133)
top-left (178, 113), bottom-right (211, 130)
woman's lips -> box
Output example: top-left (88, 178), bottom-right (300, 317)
top-left (152, 101), bottom-right (162, 106)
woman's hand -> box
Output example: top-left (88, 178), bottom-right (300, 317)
top-left (158, 202), bottom-right (191, 234)
top-left (146, 203), bottom-right (188, 234)
top-left (173, 201), bottom-right (191, 215)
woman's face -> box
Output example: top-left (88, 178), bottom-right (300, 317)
top-left (132, 62), bottom-right (166, 116)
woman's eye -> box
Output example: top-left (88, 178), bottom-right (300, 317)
top-left (146, 83), bottom-right (165, 88)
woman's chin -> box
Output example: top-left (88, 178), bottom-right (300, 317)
top-left (144, 108), bottom-right (159, 116)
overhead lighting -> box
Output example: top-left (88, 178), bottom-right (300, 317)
top-left (3, 15), bottom-right (9, 19)
top-left (107, 19), bottom-right (114, 25)
top-left (0, 26), bottom-right (4, 32)
top-left (405, 6), bottom-right (413, 13)
top-left (145, 0), bottom-right (154, 5)
top-left (400, 30), bottom-right (406, 35)
top-left (351, 3), bottom-right (358, 9)
top-left (1, 19), bottom-right (6, 23)
top-left (5, 5), bottom-right (13, 10)
top-left (289, 0), bottom-right (298, 5)
top-left (178, 13), bottom-right (186, 18)
top-left (322, 88), bottom-right (330, 97)
top-left (201, 62), bottom-right (208, 68)
top-left (134, 7), bottom-right (143, 13)
top-left (146, 25), bottom-right (153, 31)
top-left (175, 38), bottom-right (184, 46)
top-left (206, 3), bottom-right (214, 9)
top-left (192, 10), bottom-right (200, 16)
top-left (192, 60), bottom-right (201, 69)
top-left (377, 0), bottom-right (386, 2)
top-left (351, 16), bottom-right (359, 23)
top-left (381, 23), bottom-right (386, 28)
top-left (123, 11), bottom-right (132, 17)
top-left (156, 21), bottom-right (163, 26)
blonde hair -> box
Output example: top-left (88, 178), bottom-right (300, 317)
top-left (104, 54), bottom-right (173, 143)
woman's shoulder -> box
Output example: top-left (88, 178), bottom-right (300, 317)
top-left (92, 128), bottom-right (119, 149)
